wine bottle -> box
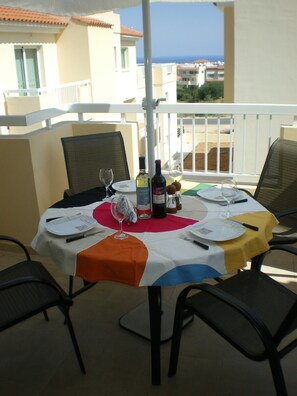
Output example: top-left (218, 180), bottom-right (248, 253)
top-left (136, 156), bottom-right (151, 219)
top-left (151, 159), bottom-right (167, 218)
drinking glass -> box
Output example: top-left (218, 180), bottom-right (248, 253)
top-left (99, 168), bottom-right (114, 201)
top-left (169, 163), bottom-right (183, 210)
top-left (221, 178), bottom-right (237, 218)
top-left (169, 163), bottom-right (182, 183)
top-left (110, 195), bottom-right (128, 240)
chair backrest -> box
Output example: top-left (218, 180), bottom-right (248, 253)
top-left (254, 138), bottom-right (297, 227)
top-left (61, 132), bottom-right (130, 195)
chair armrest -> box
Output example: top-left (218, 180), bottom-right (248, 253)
top-left (252, 245), bottom-right (297, 270)
top-left (237, 188), bottom-right (253, 197)
top-left (273, 207), bottom-right (297, 220)
top-left (180, 281), bottom-right (274, 346)
top-left (0, 235), bottom-right (31, 260)
top-left (0, 275), bottom-right (72, 304)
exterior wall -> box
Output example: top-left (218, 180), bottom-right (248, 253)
top-left (88, 25), bottom-right (116, 103)
top-left (0, 32), bottom-right (60, 133)
top-left (56, 22), bottom-right (91, 84)
top-left (118, 39), bottom-right (138, 102)
top-left (233, 0), bottom-right (297, 105)
top-left (0, 121), bottom-right (139, 245)
top-left (231, 0), bottom-right (297, 174)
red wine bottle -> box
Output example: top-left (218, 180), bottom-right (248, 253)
top-left (152, 159), bottom-right (167, 218)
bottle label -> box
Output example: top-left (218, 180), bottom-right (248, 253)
top-left (152, 187), bottom-right (166, 204)
top-left (137, 187), bottom-right (151, 210)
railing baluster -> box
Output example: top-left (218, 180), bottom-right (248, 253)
top-left (217, 116), bottom-right (221, 174)
top-left (191, 116), bottom-right (196, 173)
top-left (204, 116), bottom-right (209, 173)
top-left (229, 115), bottom-right (234, 174)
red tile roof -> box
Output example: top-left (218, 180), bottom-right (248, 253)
top-left (0, 6), bottom-right (113, 29)
top-left (121, 26), bottom-right (143, 38)
top-left (0, 6), bottom-right (143, 36)
top-left (71, 16), bottom-right (112, 29)
top-left (0, 6), bottom-right (68, 26)
top-left (194, 59), bottom-right (210, 64)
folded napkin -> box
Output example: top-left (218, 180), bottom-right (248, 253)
top-left (115, 194), bottom-right (137, 223)
top-left (182, 182), bottom-right (214, 196)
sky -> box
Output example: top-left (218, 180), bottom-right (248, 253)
top-left (116, 3), bottom-right (224, 59)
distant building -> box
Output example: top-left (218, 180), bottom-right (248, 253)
top-left (177, 60), bottom-right (224, 87)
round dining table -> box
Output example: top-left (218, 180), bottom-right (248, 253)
top-left (31, 182), bottom-right (277, 385)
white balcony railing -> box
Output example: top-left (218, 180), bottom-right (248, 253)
top-left (3, 80), bottom-right (91, 105)
top-left (1, 102), bottom-right (297, 185)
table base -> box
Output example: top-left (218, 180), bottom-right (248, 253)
top-left (119, 301), bottom-right (193, 342)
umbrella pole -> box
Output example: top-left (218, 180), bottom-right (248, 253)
top-left (142, 0), bottom-right (155, 179)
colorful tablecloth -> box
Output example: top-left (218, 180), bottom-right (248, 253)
top-left (31, 185), bottom-right (277, 287)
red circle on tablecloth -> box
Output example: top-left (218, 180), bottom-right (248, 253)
top-left (93, 202), bottom-right (197, 233)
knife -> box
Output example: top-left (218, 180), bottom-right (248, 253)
top-left (66, 230), bottom-right (103, 243)
top-left (183, 237), bottom-right (209, 250)
top-left (231, 220), bottom-right (259, 231)
top-left (219, 198), bottom-right (248, 206)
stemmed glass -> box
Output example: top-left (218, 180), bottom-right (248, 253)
top-left (169, 163), bottom-right (183, 210)
top-left (99, 168), bottom-right (114, 201)
top-left (169, 163), bottom-right (182, 183)
top-left (221, 178), bottom-right (238, 218)
top-left (110, 195), bottom-right (129, 240)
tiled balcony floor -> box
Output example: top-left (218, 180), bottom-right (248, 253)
top-left (1, 247), bottom-right (297, 396)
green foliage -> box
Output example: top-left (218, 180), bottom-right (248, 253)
top-left (177, 82), bottom-right (224, 103)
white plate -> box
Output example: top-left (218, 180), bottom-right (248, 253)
top-left (197, 186), bottom-right (242, 203)
top-left (190, 219), bottom-right (246, 242)
top-left (112, 180), bottom-right (136, 193)
top-left (45, 215), bottom-right (97, 236)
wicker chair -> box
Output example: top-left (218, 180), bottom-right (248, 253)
top-left (61, 131), bottom-right (130, 197)
top-left (0, 235), bottom-right (85, 374)
top-left (168, 245), bottom-right (297, 396)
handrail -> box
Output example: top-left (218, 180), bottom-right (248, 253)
top-left (1, 102), bottom-right (297, 127)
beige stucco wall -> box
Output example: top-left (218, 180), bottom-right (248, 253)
top-left (233, 0), bottom-right (297, 105)
top-left (280, 126), bottom-right (297, 141)
top-left (0, 122), bottom-right (138, 246)
top-left (57, 22), bottom-right (91, 84)
top-left (229, 0), bottom-right (297, 174)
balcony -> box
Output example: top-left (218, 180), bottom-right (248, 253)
top-left (1, 244), bottom-right (297, 394)
top-left (0, 102), bottom-right (297, 244)
top-left (1, 81), bottom-right (92, 134)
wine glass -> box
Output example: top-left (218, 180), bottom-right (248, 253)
top-left (110, 195), bottom-right (129, 240)
top-left (169, 163), bottom-right (182, 183)
top-left (221, 178), bottom-right (238, 218)
top-left (169, 163), bottom-right (183, 210)
top-left (99, 168), bottom-right (114, 201)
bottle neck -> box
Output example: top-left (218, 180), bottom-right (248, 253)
top-left (155, 160), bottom-right (161, 175)
top-left (139, 156), bottom-right (146, 173)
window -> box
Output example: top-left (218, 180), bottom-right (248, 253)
top-left (15, 47), bottom-right (40, 95)
top-left (121, 48), bottom-right (128, 70)
top-left (114, 46), bottom-right (118, 70)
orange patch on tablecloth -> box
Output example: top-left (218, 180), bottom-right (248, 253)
top-left (76, 234), bottom-right (148, 286)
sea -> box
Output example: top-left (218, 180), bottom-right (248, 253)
top-left (137, 55), bottom-right (224, 64)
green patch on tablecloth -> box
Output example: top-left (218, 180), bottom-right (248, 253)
top-left (181, 183), bottom-right (214, 196)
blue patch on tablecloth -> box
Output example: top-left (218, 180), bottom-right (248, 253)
top-left (152, 264), bottom-right (221, 286)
